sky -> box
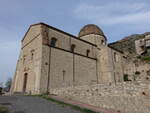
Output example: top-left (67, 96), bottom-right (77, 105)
top-left (1, 0), bottom-right (150, 84)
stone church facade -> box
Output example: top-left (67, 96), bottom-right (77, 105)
top-left (11, 22), bottom-right (150, 94)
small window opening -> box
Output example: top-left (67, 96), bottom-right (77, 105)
top-left (50, 38), bottom-right (57, 47)
top-left (71, 44), bottom-right (76, 53)
top-left (31, 53), bottom-right (34, 60)
top-left (101, 40), bottom-right (104, 44)
top-left (23, 56), bottom-right (26, 64)
top-left (62, 70), bottom-right (66, 81)
top-left (101, 40), bottom-right (105, 45)
top-left (31, 49), bottom-right (35, 60)
top-left (86, 49), bottom-right (90, 57)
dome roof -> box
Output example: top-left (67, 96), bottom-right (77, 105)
top-left (78, 24), bottom-right (104, 37)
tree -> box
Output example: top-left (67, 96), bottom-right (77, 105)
top-left (0, 82), bottom-right (3, 88)
top-left (0, 82), bottom-right (3, 95)
top-left (5, 78), bottom-right (12, 92)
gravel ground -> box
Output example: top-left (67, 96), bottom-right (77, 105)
top-left (0, 96), bottom-right (82, 113)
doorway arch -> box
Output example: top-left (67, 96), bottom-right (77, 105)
top-left (23, 73), bottom-right (28, 92)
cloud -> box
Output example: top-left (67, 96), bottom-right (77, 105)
top-left (74, 2), bottom-right (150, 26)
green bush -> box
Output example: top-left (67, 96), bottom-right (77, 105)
top-left (137, 56), bottom-right (150, 61)
top-left (142, 56), bottom-right (150, 61)
top-left (136, 56), bottom-right (141, 59)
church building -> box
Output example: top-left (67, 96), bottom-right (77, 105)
top-left (11, 23), bottom-right (139, 94)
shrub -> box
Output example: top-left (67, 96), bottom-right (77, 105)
top-left (137, 56), bottom-right (150, 61)
top-left (136, 56), bottom-right (141, 59)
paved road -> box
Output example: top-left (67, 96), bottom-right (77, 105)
top-left (0, 96), bottom-right (82, 113)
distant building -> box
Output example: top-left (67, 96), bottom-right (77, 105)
top-left (135, 35), bottom-right (150, 55)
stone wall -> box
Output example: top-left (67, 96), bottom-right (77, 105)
top-left (47, 47), bottom-right (97, 90)
top-left (49, 48), bottom-right (74, 89)
top-left (123, 58), bottom-right (150, 82)
top-left (79, 34), bottom-right (106, 48)
top-left (98, 46), bottom-right (124, 84)
top-left (134, 60), bottom-right (150, 81)
top-left (46, 25), bottom-right (97, 59)
top-left (11, 24), bottom-right (43, 94)
top-left (74, 55), bottom-right (97, 86)
top-left (40, 43), bottom-right (97, 93)
top-left (50, 81), bottom-right (150, 113)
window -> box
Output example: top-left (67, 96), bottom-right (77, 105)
top-left (114, 52), bottom-right (119, 62)
top-left (50, 38), bottom-right (57, 47)
top-left (23, 55), bottom-right (26, 64)
top-left (86, 49), bottom-right (90, 57)
top-left (101, 40), bottom-right (105, 45)
top-left (23, 73), bottom-right (28, 92)
top-left (62, 70), bottom-right (66, 81)
top-left (31, 49), bottom-right (35, 60)
top-left (101, 40), bottom-right (104, 44)
top-left (124, 74), bottom-right (130, 81)
top-left (31, 53), bottom-right (34, 60)
top-left (71, 44), bottom-right (76, 53)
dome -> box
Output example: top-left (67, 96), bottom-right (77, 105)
top-left (78, 24), bottom-right (105, 37)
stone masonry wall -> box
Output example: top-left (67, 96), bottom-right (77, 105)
top-left (50, 81), bottom-right (150, 113)
top-left (12, 25), bottom-right (43, 94)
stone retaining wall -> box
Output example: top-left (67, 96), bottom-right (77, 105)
top-left (50, 81), bottom-right (150, 113)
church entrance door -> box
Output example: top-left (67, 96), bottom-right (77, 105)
top-left (23, 73), bottom-right (28, 92)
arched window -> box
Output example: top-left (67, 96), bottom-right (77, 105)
top-left (86, 49), bottom-right (90, 57)
top-left (31, 49), bottom-right (35, 60)
top-left (62, 70), bottom-right (66, 81)
top-left (101, 40), bottom-right (105, 45)
top-left (23, 55), bottom-right (26, 64)
top-left (23, 73), bottom-right (28, 92)
top-left (71, 44), bottom-right (76, 53)
top-left (31, 53), bottom-right (34, 60)
top-left (50, 38), bottom-right (57, 47)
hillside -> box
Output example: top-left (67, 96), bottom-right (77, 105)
top-left (108, 32), bottom-right (150, 56)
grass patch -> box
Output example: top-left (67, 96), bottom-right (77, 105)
top-left (37, 95), bottom-right (100, 113)
top-left (141, 56), bottom-right (150, 61)
top-left (137, 56), bottom-right (150, 61)
top-left (0, 106), bottom-right (8, 113)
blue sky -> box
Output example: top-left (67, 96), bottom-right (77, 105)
top-left (1, 0), bottom-right (150, 84)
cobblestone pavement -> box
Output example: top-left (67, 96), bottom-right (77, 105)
top-left (0, 96), bottom-right (82, 113)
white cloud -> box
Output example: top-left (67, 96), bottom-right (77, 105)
top-left (74, 2), bottom-right (150, 26)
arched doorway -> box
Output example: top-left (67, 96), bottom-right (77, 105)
top-left (23, 73), bottom-right (28, 92)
